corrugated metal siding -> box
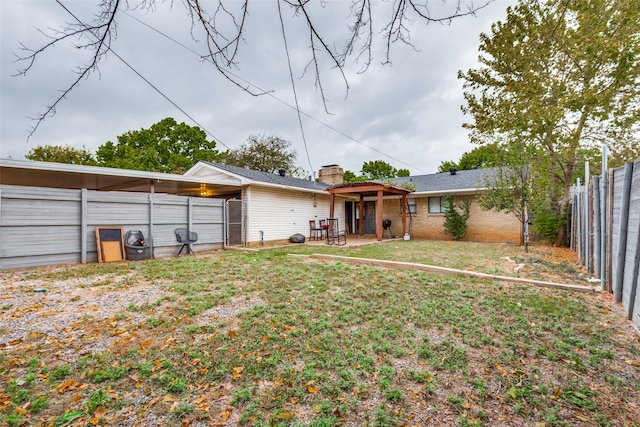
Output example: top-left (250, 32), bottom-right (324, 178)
top-left (0, 184), bottom-right (225, 270)
top-left (247, 186), bottom-right (344, 243)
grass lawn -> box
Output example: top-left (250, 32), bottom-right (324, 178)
top-left (0, 241), bottom-right (638, 426)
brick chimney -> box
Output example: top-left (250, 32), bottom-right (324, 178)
top-left (318, 164), bottom-right (344, 185)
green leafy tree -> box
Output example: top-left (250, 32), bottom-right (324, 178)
top-left (96, 118), bottom-right (219, 173)
top-left (478, 143), bottom-right (537, 250)
top-left (442, 195), bottom-right (471, 240)
top-left (361, 160), bottom-right (399, 180)
top-left (219, 134), bottom-right (306, 177)
top-left (438, 144), bottom-right (501, 173)
top-left (344, 161), bottom-right (411, 182)
top-left (343, 170), bottom-right (365, 183)
top-left (25, 144), bottom-right (96, 165)
top-left (459, 0), bottom-right (640, 246)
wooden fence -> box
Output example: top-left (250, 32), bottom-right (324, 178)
top-left (571, 157), bottom-right (640, 331)
top-left (0, 184), bottom-right (225, 270)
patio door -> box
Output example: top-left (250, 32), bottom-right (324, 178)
top-left (364, 201), bottom-right (376, 234)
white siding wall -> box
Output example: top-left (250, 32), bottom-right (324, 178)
top-left (246, 186), bottom-right (345, 243)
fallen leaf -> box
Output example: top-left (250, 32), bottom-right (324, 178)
top-left (94, 407), bottom-right (106, 419)
top-left (277, 412), bottom-right (293, 419)
top-left (307, 385), bottom-right (319, 393)
top-left (221, 407), bottom-right (233, 421)
top-left (228, 330), bottom-right (237, 339)
top-left (505, 386), bottom-right (517, 400)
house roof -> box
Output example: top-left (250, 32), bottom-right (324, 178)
top-left (388, 168), bottom-right (497, 194)
top-left (200, 162), bottom-right (331, 191)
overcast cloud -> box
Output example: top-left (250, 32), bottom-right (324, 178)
top-left (1, 0), bottom-right (516, 176)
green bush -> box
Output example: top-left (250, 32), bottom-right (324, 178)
top-left (443, 196), bottom-right (471, 240)
top-left (533, 210), bottom-right (562, 242)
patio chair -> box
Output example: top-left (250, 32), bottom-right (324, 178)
top-left (325, 218), bottom-right (346, 246)
top-left (175, 228), bottom-right (198, 256)
top-left (309, 220), bottom-right (322, 241)
top-left (319, 219), bottom-right (328, 239)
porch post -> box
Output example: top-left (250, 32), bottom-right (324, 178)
top-left (359, 194), bottom-right (364, 237)
top-left (402, 194), bottom-right (407, 236)
top-left (376, 190), bottom-right (383, 241)
top-left (329, 193), bottom-right (335, 218)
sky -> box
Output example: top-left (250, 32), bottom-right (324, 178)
top-left (1, 0), bottom-right (517, 177)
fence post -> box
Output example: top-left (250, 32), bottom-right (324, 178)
top-left (585, 162), bottom-right (590, 272)
top-left (577, 178), bottom-right (582, 263)
top-left (628, 219), bottom-right (640, 320)
top-left (148, 193), bottom-right (155, 259)
top-left (614, 162), bottom-right (634, 303)
top-left (593, 176), bottom-right (601, 277)
top-left (570, 192), bottom-right (576, 250)
top-left (607, 169), bottom-right (614, 293)
top-left (600, 146), bottom-right (608, 291)
top-left (81, 188), bottom-right (87, 263)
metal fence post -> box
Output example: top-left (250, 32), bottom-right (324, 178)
top-left (593, 176), bottom-right (601, 278)
top-left (600, 146), bottom-right (608, 291)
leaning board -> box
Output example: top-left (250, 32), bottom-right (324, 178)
top-left (95, 226), bottom-right (125, 263)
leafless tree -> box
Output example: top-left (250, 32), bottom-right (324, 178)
top-left (15, 0), bottom-right (490, 139)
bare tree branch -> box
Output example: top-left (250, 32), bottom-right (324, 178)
top-left (14, 0), bottom-right (492, 137)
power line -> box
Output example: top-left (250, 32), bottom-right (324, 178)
top-left (276, 0), bottom-right (314, 177)
top-left (54, 0), bottom-right (230, 150)
top-left (120, 9), bottom-right (427, 174)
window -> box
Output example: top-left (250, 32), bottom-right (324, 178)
top-left (406, 198), bottom-right (417, 214)
top-left (428, 196), bottom-right (446, 213)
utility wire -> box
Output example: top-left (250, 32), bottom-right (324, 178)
top-left (120, 10), bottom-right (427, 174)
top-left (54, 0), bottom-right (230, 149)
top-left (276, 0), bottom-right (314, 177)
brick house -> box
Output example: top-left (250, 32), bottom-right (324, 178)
top-left (334, 168), bottom-right (522, 245)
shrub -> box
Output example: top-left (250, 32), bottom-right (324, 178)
top-left (443, 196), bottom-right (471, 240)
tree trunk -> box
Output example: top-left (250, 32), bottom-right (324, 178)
top-left (554, 155), bottom-right (576, 247)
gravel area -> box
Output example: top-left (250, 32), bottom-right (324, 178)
top-left (0, 269), bottom-right (169, 358)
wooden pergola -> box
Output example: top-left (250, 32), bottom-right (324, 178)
top-left (326, 182), bottom-right (414, 241)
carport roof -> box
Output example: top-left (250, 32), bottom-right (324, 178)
top-left (0, 158), bottom-right (242, 197)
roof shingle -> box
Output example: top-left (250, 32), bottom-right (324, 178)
top-left (203, 162), bottom-right (330, 191)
